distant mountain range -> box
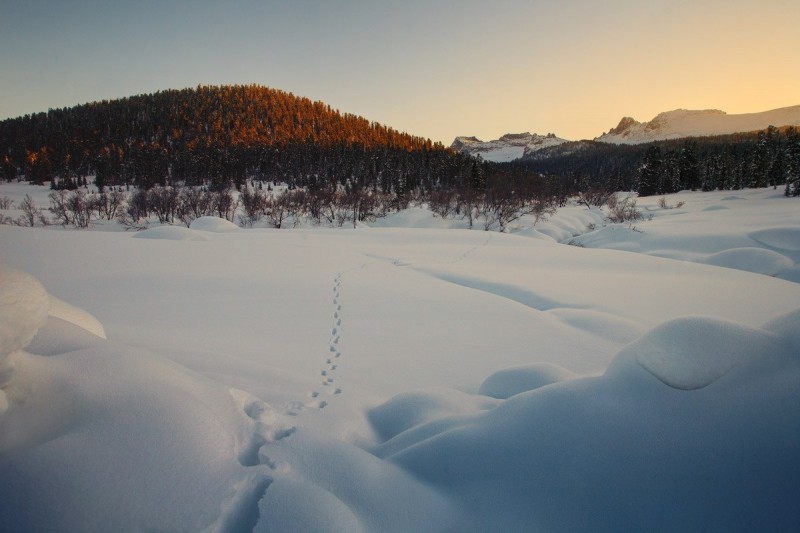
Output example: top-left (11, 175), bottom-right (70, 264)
top-left (452, 105), bottom-right (800, 161)
top-left (450, 132), bottom-right (569, 162)
top-left (596, 105), bottom-right (800, 144)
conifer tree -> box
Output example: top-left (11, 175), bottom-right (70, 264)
top-left (637, 145), bottom-right (662, 196)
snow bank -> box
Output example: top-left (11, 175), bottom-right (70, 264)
top-left (697, 247), bottom-right (793, 277)
top-left (749, 227), bottom-right (800, 252)
top-left (478, 363), bottom-right (576, 399)
top-left (0, 266), bottom-right (50, 362)
top-left (367, 388), bottom-right (497, 441)
top-left (381, 309), bottom-right (800, 531)
top-left (189, 216), bottom-right (239, 232)
top-left (370, 207), bottom-right (463, 229)
top-left (0, 337), bottom-right (275, 531)
top-left (763, 308), bottom-right (800, 352)
top-left (132, 225), bottom-right (210, 240)
top-left (619, 316), bottom-right (781, 390)
top-left (48, 294), bottom-right (106, 339)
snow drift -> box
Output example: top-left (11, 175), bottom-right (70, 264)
top-left (1, 185), bottom-right (800, 531)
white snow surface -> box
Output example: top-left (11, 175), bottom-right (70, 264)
top-left (596, 105), bottom-right (800, 144)
top-left (0, 266), bottom-right (49, 361)
top-left (2, 183), bottom-right (800, 530)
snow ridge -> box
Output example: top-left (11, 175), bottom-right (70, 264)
top-left (596, 105), bottom-right (800, 144)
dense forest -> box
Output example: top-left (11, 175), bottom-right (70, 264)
top-left (520, 125), bottom-right (800, 197)
top-left (0, 84), bottom-right (485, 195)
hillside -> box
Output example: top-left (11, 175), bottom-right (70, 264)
top-left (0, 85), bottom-right (466, 193)
top-left (596, 105), bottom-right (800, 144)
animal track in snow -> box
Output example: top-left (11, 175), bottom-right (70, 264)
top-left (215, 388), bottom-right (306, 531)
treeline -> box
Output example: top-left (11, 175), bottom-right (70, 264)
top-left (2, 172), bottom-right (559, 232)
top-left (0, 84), bottom-right (481, 195)
top-left (522, 126), bottom-right (800, 197)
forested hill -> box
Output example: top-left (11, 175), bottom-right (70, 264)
top-left (0, 85), bottom-right (470, 192)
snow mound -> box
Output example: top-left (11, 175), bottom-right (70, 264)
top-left (697, 247), bottom-right (793, 276)
top-left (132, 225), bottom-right (210, 240)
top-left (762, 308), bottom-right (800, 352)
top-left (547, 308), bottom-right (642, 344)
top-left (702, 204), bottom-right (729, 211)
top-left (370, 207), bottom-right (461, 229)
top-left (750, 227), bottom-right (800, 252)
top-left (387, 311), bottom-right (800, 530)
top-left (478, 363), bottom-right (576, 399)
top-left (367, 388), bottom-right (494, 441)
top-left (189, 216), bottom-right (239, 232)
top-left (0, 266), bottom-right (50, 361)
top-left (256, 478), bottom-right (365, 533)
top-left (622, 316), bottom-right (780, 390)
top-left (48, 295), bottom-right (106, 339)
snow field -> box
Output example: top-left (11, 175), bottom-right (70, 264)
top-left (1, 183), bottom-right (800, 530)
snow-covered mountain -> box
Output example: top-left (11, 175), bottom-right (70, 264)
top-left (596, 105), bottom-right (800, 144)
top-left (451, 132), bottom-right (568, 162)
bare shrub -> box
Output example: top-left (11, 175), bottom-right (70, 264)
top-left (238, 186), bottom-right (269, 227)
top-left (457, 188), bottom-right (481, 228)
top-left (284, 189), bottom-right (311, 228)
top-left (658, 196), bottom-right (686, 210)
top-left (117, 189), bottom-right (150, 229)
top-left (66, 190), bottom-right (93, 228)
top-left (606, 196), bottom-right (642, 223)
top-left (347, 189), bottom-right (383, 228)
top-left (48, 190), bottom-right (72, 226)
top-left (16, 195), bottom-right (47, 226)
top-left (577, 189), bottom-right (613, 208)
top-left (0, 196), bottom-right (13, 209)
top-left (148, 186), bottom-right (180, 223)
top-left (94, 190), bottom-right (127, 220)
top-left (210, 189), bottom-right (236, 221)
top-left (177, 187), bottom-right (212, 227)
top-left (264, 194), bottom-right (289, 228)
top-left (428, 190), bottom-right (457, 218)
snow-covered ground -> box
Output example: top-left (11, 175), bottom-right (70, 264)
top-left (1, 183), bottom-right (799, 531)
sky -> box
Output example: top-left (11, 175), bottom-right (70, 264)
top-left (1, 0), bottom-right (799, 144)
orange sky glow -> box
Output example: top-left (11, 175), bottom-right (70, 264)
top-left (1, 0), bottom-right (798, 144)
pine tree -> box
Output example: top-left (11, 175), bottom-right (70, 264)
top-left (679, 140), bottom-right (700, 190)
top-left (785, 127), bottom-right (800, 196)
top-left (637, 146), bottom-right (662, 197)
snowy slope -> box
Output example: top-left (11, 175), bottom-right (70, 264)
top-left (2, 183), bottom-right (800, 531)
top-left (596, 105), bottom-right (800, 144)
top-left (451, 132), bottom-right (568, 162)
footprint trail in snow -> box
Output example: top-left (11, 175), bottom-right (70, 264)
top-left (307, 272), bottom-right (345, 408)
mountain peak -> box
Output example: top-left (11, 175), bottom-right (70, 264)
top-left (451, 131), bottom-right (568, 162)
top-left (607, 117), bottom-right (640, 136)
top-left (596, 105), bottom-right (800, 144)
